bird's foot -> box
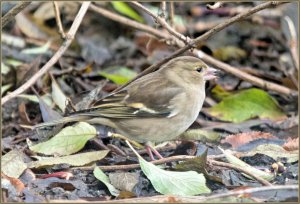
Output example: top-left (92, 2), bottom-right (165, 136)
top-left (145, 142), bottom-right (164, 161)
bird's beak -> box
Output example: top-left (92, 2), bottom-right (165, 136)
top-left (203, 67), bottom-right (218, 81)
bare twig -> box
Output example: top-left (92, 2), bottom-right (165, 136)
top-left (77, 154), bottom-right (272, 185)
top-left (208, 160), bottom-right (272, 186)
top-left (74, 155), bottom-right (196, 171)
top-left (89, 4), bottom-right (170, 40)
top-left (206, 2), bottom-right (224, 10)
top-left (197, 50), bottom-right (297, 96)
top-left (113, 2), bottom-right (295, 96)
top-left (1, 2), bottom-right (91, 105)
top-left (284, 16), bottom-right (299, 71)
top-left (2, 1), bottom-right (31, 28)
top-left (107, 144), bottom-right (127, 157)
top-left (160, 1), bottom-right (166, 19)
top-left (169, 2), bottom-right (175, 28)
top-left (53, 1), bottom-right (66, 39)
top-left (130, 1), bottom-right (189, 44)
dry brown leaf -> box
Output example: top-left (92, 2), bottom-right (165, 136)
top-left (1, 173), bottom-right (25, 193)
top-left (221, 131), bottom-right (277, 148)
top-left (18, 103), bottom-right (32, 125)
top-left (283, 137), bottom-right (299, 151)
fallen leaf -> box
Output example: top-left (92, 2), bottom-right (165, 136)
top-left (139, 155), bottom-right (211, 196)
top-left (17, 94), bottom-right (53, 107)
top-left (15, 13), bottom-right (48, 39)
top-left (245, 144), bottom-right (299, 163)
top-left (127, 142), bottom-right (211, 196)
top-left (109, 172), bottom-right (139, 193)
top-left (1, 173), bottom-right (25, 193)
top-left (51, 76), bottom-right (67, 112)
top-left (37, 94), bottom-right (62, 123)
top-left (1, 62), bottom-right (11, 74)
top-left (175, 148), bottom-right (208, 174)
top-left (21, 41), bottom-right (51, 55)
top-left (29, 122), bottom-right (97, 156)
top-left (283, 137), bottom-right (299, 151)
top-left (1, 84), bottom-right (12, 96)
top-left (213, 46), bottom-right (247, 61)
top-left (211, 84), bottom-right (232, 100)
top-left (93, 167), bottom-right (120, 196)
top-left (2, 150), bottom-right (27, 178)
top-left (29, 150), bottom-right (109, 168)
top-left (221, 131), bottom-right (277, 149)
top-left (207, 88), bottom-right (286, 123)
top-left (18, 103), bottom-right (32, 125)
top-left (179, 129), bottom-right (221, 143)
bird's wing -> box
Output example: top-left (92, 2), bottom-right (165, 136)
top-left (69, 73), bottom-right (184, 119)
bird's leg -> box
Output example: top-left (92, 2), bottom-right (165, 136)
top-left (150, 146), bottom-right (164, 159)
top-left (145, 145), bottom-right (155, 161)
top-left (145, 142), bottom-right (164, 160)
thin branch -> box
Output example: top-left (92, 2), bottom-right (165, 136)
top-left (53, 1), bottom-right (66, 39)
top-left (89, 4), bottom-right (170, 40)
top-left (284, 16), bottom-right (299, 71)
top-left (130, 1), bottom-right (189, 44)
top-left (169, 2), bottom-right (175, 28)
top-left (111, 1), bottom-right (295, 96)
top-left (208, 159), bottom-right (272, 186)
top-left (74, 155), bottom-right (197, 171)
top-left (2, 1), bottom-right (31, 28)
top-left (197, 50), bottom-right (297, 96)
top-left (1, 2), bottom-right (91, 105)
top-left (160, 1), bottom-right (166, 19)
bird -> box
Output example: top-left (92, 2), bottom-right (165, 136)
top-left (35, 56), bottom-right (217, 160)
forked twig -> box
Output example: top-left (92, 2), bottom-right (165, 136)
top-left (2, 2), bottom-right (91, 105)
top-left (53, 1), bottom-right (66, 39)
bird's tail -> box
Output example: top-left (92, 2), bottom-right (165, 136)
top-left (34, 115), bottom-right (90, 129)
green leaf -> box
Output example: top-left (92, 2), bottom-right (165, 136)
top-left (30, 122), bottom-right (96, 156)
top-left (17, 94), bottom-right (53, 107)
top-left (99, 66), bottom-right (137, 85)
top-left (138, 156), bottom-right (211, 196)
top-left (1, 84), bottom-right (12, 96)
top-left (175, 148), bottom-right (208, 173)
top-left (29, 150), bottom-right (109, 168)
top-left (93, 167), bottom-right (120, 196)
top-left (179, 129), bottom-right (221, 143)
top-left (222, 149), bottom-right (275, 181)
top-left (211, 84), bottom-right (232, 100)
top-left (21, 41), bottom-right (51, 55)
top-left (5, 59), bottom-right (23, 67)
top-left (111, 2), bottom-right (143, 23)
top-left (2, 150), bottom-right (27, 178)
top-left (1, 62), bottom-right (11, 75)
top-left (51, 77), bottom-right (67, 112)
top-left (125, 141), bottom-right (211, 196)
top-left (207, 88), bottom-right (286, 123)
top-left (213, 46), bottom-right (247, 61)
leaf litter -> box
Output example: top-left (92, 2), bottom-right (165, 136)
top-left (1, 1), bottom-right (298, 202)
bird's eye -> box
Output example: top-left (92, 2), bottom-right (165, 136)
top-left (196, 67), bottom-right (203, 72)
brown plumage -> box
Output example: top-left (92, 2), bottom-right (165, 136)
top-left (35, 56), bottom-right (217, 159)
